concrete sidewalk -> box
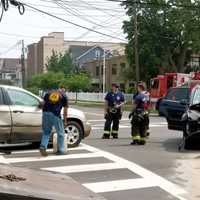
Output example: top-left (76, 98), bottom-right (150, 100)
top-left (0, 164), bottom-right (106, 200)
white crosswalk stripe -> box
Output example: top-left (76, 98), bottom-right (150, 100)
top-left (0, 143), bottom-right (187, 200)
top-left (42, 163), bottom-right (124, 173)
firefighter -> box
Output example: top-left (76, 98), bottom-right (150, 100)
top-left (129, 83), bottom-right (147, 145)
top-left (102, 83), bottom-right (125, 139)
top-left (142, 89), bottom-right (150, 137)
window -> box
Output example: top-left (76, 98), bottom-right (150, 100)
top-left (95, 49), bottom-right (101, 58)
top-left (150, 79), bottom-right (159, 89)
top-left (165, 88), bottom-right (189, 101)
top-left (7, 89), bottom-right (39, 107)
top-left (96, 66), bottom-right (100, 76)
top-left (120, 63), bottom-right (126, 70)
top-left (112, 64), bottom-right (117, 75)
top-left (192, 88), bottom-right (200, 105)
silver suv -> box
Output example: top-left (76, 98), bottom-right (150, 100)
top-left (0, 85), bottom-right (91, 148)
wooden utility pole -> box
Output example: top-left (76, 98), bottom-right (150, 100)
top-left (103, 49), bottom-right (106, 94)
top-left (21, 40), bottom-right (25, 88)
top-left (134, 4), bottom-right (140, 82)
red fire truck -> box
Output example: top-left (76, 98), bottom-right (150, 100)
top-left (150, 73), bottom-right (191, 102)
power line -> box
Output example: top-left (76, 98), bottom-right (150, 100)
top-left (22, 2), bottom-right (126, 41)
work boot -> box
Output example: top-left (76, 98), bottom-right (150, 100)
top-left (138, 140), bottom-right (146, 145)
top-left (39, 148), bottom-right (48, 156)
top-left (102, 134), bottom-right (110, 139)
top-left (130, 140), bottom-right (138, 145)
top-left (112, 134), bottom-right (118, 139)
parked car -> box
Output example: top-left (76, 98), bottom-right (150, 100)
top-left (182, 85), bottom-right (200, 148)
top-left (158, 86), bottom-right (190, 130)
top-left (0, 85), bottom-right (91, 148)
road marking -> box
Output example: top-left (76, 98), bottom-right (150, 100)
top-left (0, 155), bottom-right (9, 164)
top-left (42, 163), bottom-right (125, 173)
top-left (89, 118), bottom-right (130, 122)
top-left (83, 178), bottom-right (157, 193)
top-left (85, 112), bottom-right (103, 116)
top-left (12, 146), bottom-right (87, 154)
top-left (92, 123), bottom-right (167, 130)
top-left (81, 144), bottom-right (187, 200)
top-left (5, 152), bottom-right (102, 164)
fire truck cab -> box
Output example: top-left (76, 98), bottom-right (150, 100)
top-left (150, 73), bottom-right (190, 101)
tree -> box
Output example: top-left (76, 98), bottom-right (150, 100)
top-left (122, 0), bottom-right (200, 82)
top-left (65, 73), bottom-right (91, 102)
top-left (28, 72), bottom-right (65, 91)
top-left (46, 50), bottom-right (75, 75)
top-left (65, 73), bottom-right (91, 92)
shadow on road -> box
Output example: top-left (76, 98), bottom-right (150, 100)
top-left (163, 137), bottom-right (200, 153)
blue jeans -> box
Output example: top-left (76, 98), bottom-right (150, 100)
top-left (40, 112), bottom-right (65, 153)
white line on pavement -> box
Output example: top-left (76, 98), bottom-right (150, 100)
top-left (0, 155), bottom-right (9, 164)
top-left (89, 118), bottom-right (130, 122)
top-left (92, 123), bottom-right (167, 130)
top-left (12, 146), bottom-right (87, 154)
top-left (85, 112), bottom-right (103, 116)
top-left (42, 163), bottom-right (125, 173)
top-left (83, 178), bottom-right (157, 193)
top-left (5, 152), bottom-right (102, 164)
top-left (81, 144), bottom-right (187, 200)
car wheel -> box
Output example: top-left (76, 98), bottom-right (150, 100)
top-left (184, 137), bottom-right (192, 150)
top-left (65, 121), bottom-right (83, 148)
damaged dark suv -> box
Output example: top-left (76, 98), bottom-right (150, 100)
top-left (182, 85), bottom-right (200, 148)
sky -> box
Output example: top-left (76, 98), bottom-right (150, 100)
top-left (0, 0), bottom-right (128, 58)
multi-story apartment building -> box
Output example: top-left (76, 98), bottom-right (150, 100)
top-left (27, 32), bottom-right (65, 80)
top-left (83, 55), bottom-right (130, 92)
top-left (27, 32), bottom-right (126, 81)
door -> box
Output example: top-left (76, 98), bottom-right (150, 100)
top-left (160, 87), bottom-right (189, 130)
top-left (0, 88), bottom-right (12, 141)
top-left (6, 88), bottom-right (42, 142)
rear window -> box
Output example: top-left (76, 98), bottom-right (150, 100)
top-left (165, 88), bottom-right (189, 101)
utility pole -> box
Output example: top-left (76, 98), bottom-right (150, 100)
top-left (21, 39), bottom-right (25, 88)
top-left (103, 49), bottom-right (106, 94)
top-left (134, 3), bottom-right (140, 82)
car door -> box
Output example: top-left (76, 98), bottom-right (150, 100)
top-left (6, 88), bottom-right (42, 142)
top-left (0, 87), bottom-right (12, 142)
top-left (160, 87), bottom-right (189, 130)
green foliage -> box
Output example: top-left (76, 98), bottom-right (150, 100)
top-left (122, 0), bottom-right (200, 81)
top-left (46, 50), bottom-right (75, 75)
top-left (28, 71), bottom-right (91, 93)
top-left (28, 72), bottom-right (65, 90)
top-left (126, 86), bottom-right (136, 94)
top-left (65, 73), bottom-right (91, 92)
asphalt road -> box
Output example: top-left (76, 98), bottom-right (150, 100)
top-left (1, 106), bottom-right (200, 200)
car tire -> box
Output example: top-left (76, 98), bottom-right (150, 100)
top-left (65, 121), bottom-right (83, 148)
top-left (184, 137), bottom-right (192, 150)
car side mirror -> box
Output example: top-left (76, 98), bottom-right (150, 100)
top-left (180, 99), bottom-right (189, 105)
